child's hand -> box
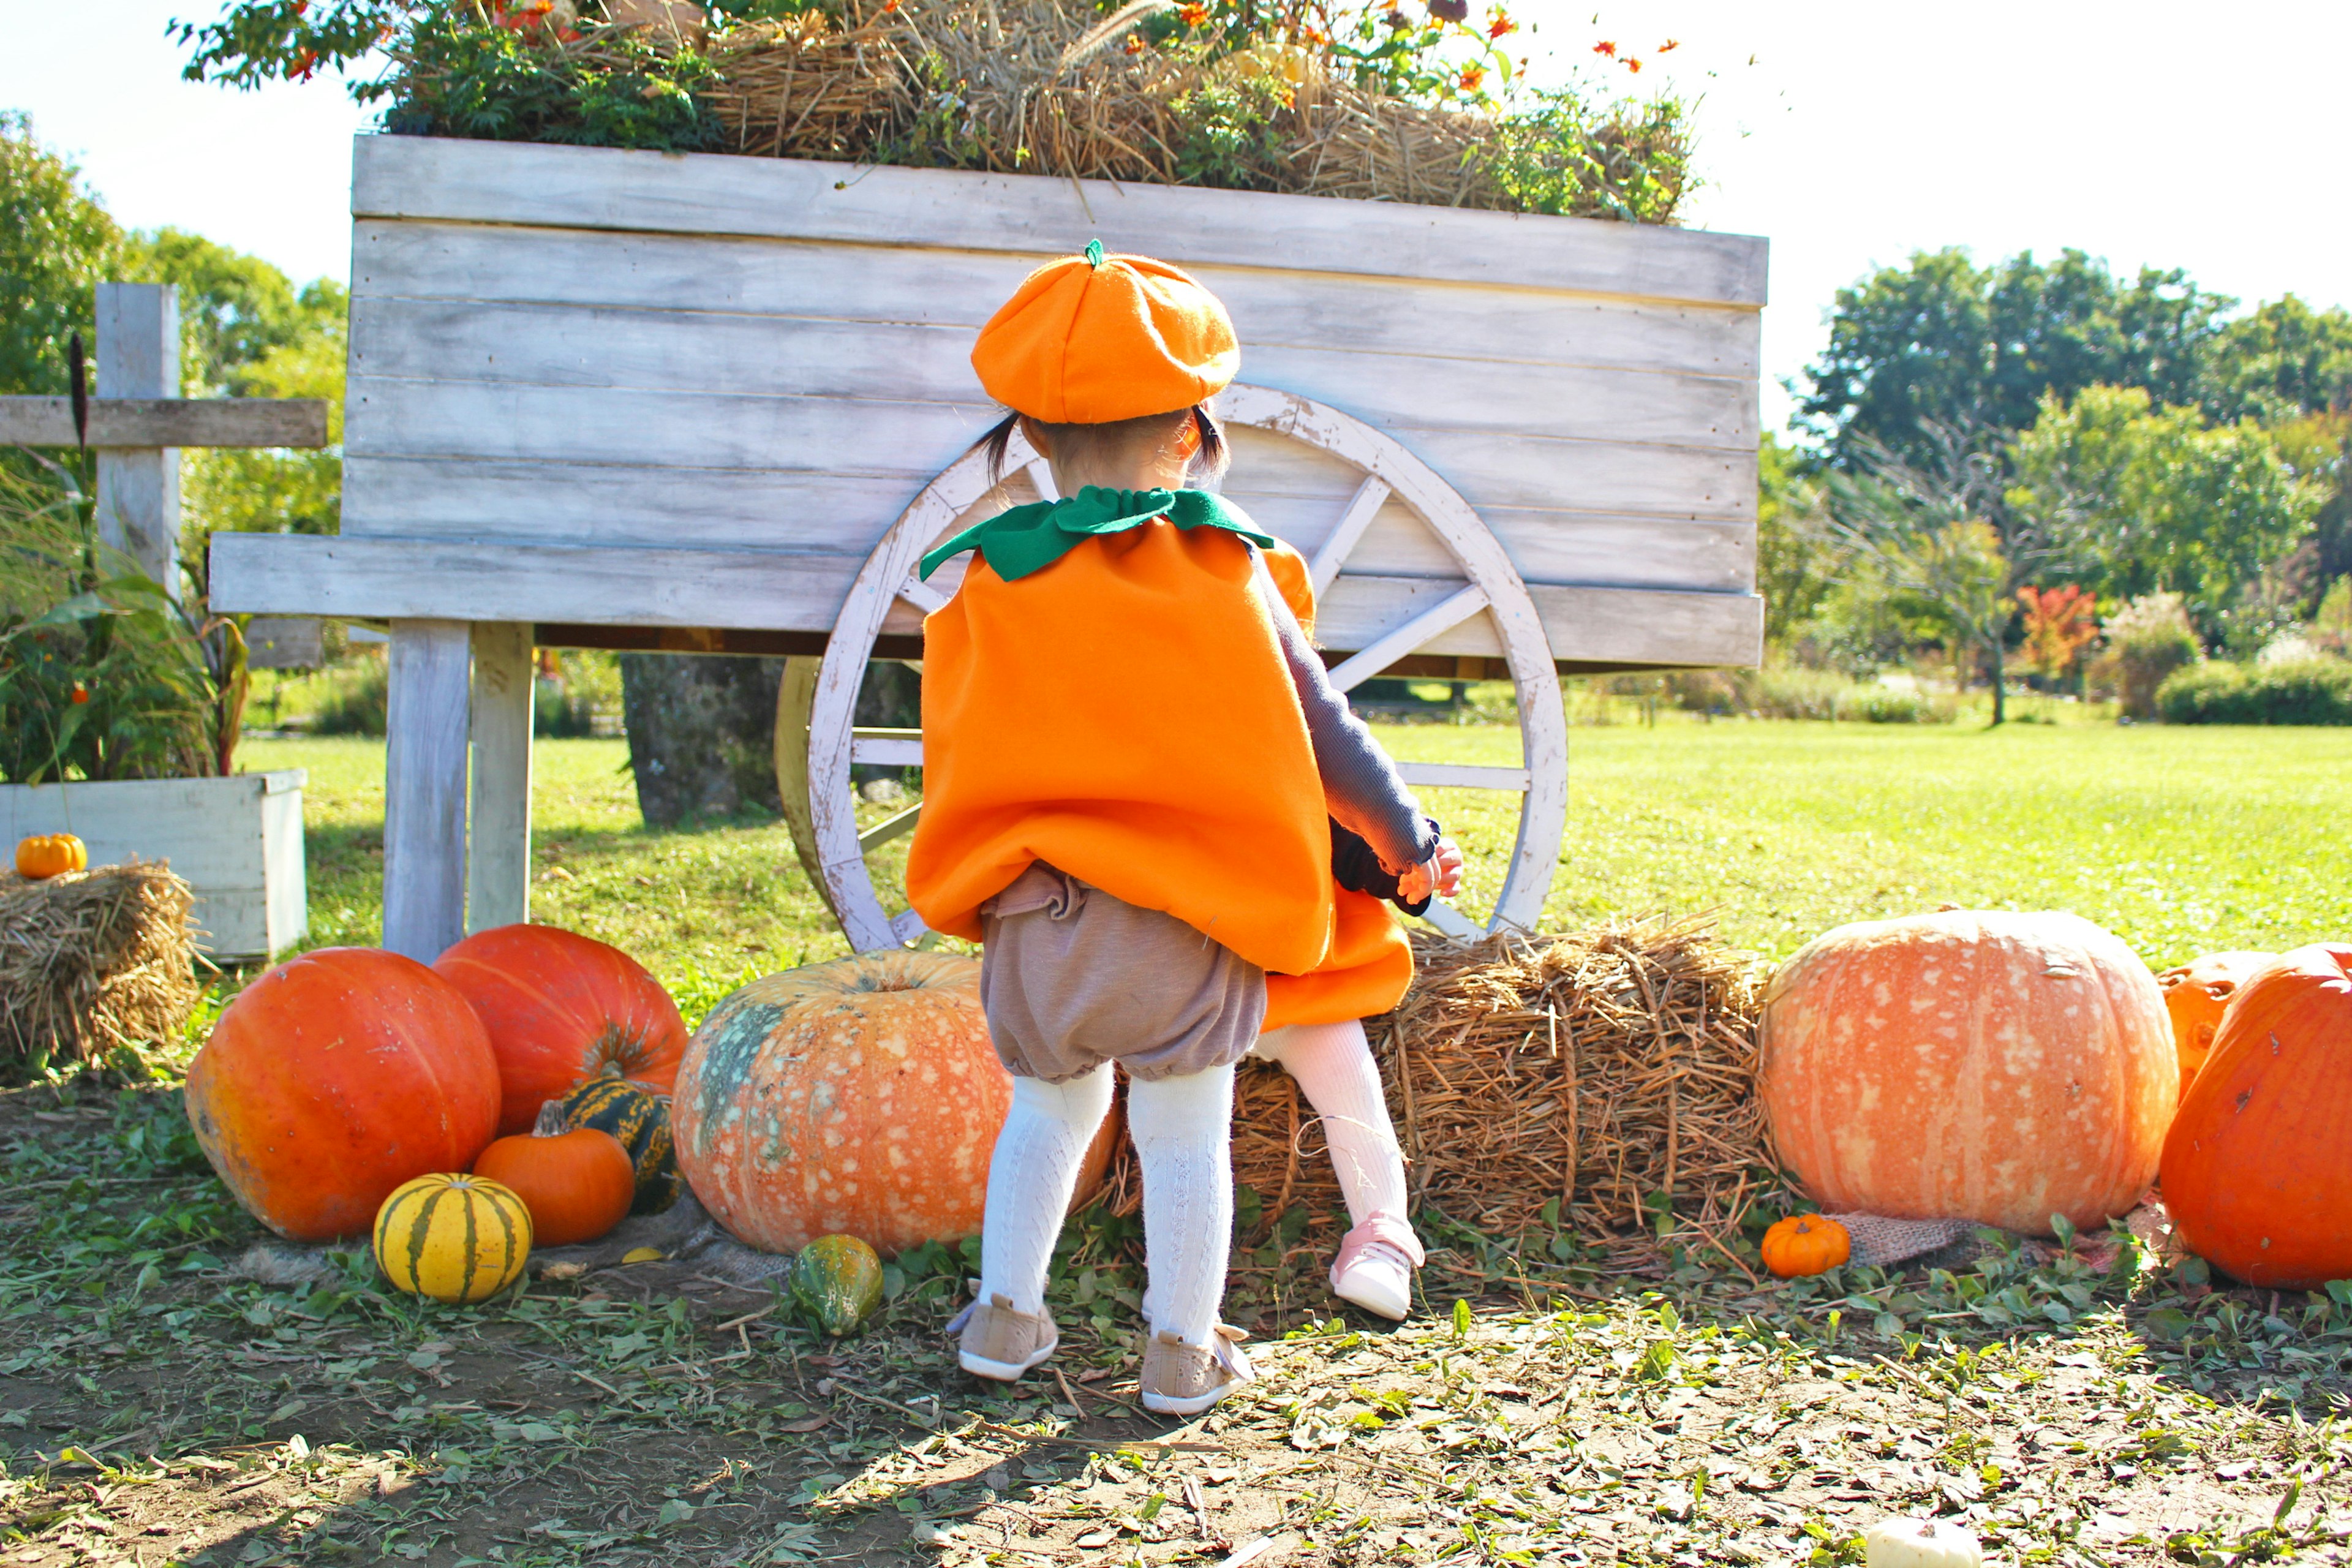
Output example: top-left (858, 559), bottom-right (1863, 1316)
top-left (1396, 839), bottom-right (1464, 905)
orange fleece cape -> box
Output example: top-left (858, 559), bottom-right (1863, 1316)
top-left (1258, 541), bottom-right (1415, 1030)
top-left (908, 517), bottom-right (1336, 977)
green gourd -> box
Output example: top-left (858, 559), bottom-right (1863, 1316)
top-left (792, 1234), bottom-right (885, 1337)
top-left (562, 1075), bottom-right (680, 1215)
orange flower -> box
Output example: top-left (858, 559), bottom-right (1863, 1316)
top-left (1658, 37), bottom-right (1679, 51)
top-left (884, 0), bottom-right (902, 10)
top-left (1123, 31), bottom-right (1145, 51)
top-left (1458, 64), bottom-right (1484, 90)
top-left (1625, 56), bottom-right (1642, 71)
top-left (1591, 39), bottom-right (1615, 56)
top-left (1177, 1), bottom-right (1209, 22)
top-left (1486, 10), bottom-right (1514, 36)
top-left (70, 683), bottom-right (89, 705)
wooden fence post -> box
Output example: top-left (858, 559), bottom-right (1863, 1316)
top-left (383, 619), bottom-right (472, 961)
top-left (94, 284), bottom-right (183, 594)
top-left (466, 622), bottom-right (535, 933)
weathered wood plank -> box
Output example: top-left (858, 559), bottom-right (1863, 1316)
top-left (94, 285), bottom-right (182, 594)
top-left (0, 396), bottom-right (330, 449)
top-left (342, 378), bottom-right (1753, 521)
top-left (348, 296), bottom-right (1755, 452)
top-left (466, 622), bottom-right (534, 934)
top-left (383, 619), bottom-right (472, 962)
top-left (350, 135), bottom-right (1769, 308)
top-left (356, 221), bottom-right (1762, 379)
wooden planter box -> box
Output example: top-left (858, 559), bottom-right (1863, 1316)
top-left (0, 772), bottom-right (309, 960)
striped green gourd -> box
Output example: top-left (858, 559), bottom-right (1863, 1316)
top-left (563, 1075), bottom-right (682, 1215)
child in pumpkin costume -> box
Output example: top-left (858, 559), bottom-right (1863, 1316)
top-left (910, 244), bottom-right (1458, 1414)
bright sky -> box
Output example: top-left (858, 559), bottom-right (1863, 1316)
top-left (7, 1), bottom-right (2349, 435)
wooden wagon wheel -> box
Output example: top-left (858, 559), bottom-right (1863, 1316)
top-left (777, 385), bottom-right (1569, 953)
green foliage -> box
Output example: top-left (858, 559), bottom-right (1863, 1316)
top-left (1755, 435), bottom-right (1835, 644)
top-left (2200, 294), bottom-right (2352, 424)
top-left (0, 113), bottom-right (126, 398)
top-left (2157, 656), bottom-right (2352, 726)
top-left (2096, 593), bottom-right (2201, 720)
top-left (1479, 87), bottom-right (1690, 224)
top-left (380, 11), bottom-right (726, 151)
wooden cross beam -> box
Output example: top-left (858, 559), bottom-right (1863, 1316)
top-left (0, 284), bottom-right (330, 596)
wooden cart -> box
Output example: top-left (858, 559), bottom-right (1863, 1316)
top-left (211, 134), bottom-right (1767, 962)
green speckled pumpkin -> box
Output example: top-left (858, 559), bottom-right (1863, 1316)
top-left (671, 952), bottom-right (1006, 1254)
top-left (562, 1075), bottom-right (680, 1215)
top-left (793, 1234), bottom-right (885, 1336)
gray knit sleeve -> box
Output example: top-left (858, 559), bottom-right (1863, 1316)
top-left (1253, 554), bottom-right (1440, 875)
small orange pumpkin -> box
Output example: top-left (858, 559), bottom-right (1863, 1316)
top-left (2156, 951), bottom-right (2274, 1096)
top-left (471, 1099), bottom-right (636, 1247)
top-left (14, 833), bottom-right (87, 880)
top-left (1761, 1214), bottom-right (1851, 1278)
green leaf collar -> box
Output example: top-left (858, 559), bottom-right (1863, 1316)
top-left (917, 486), bottom-right (1274, 584)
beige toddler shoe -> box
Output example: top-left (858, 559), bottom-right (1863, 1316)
top-left (951, 1293), bottom-right (1060, 1382)
top-left (1139, 1325), bottom-right (1254, 1416)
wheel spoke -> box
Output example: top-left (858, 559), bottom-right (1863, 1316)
top-left (897, 575), bottom-right (948, 614)
top-left (1308, 475), bottom-right (1391, 595)
top-left (1419, 900), bottom-right (1480, 939)
top-left (849, 727), bottom-right (924, 767)
top-left (858, 802), bottom-right (922, 851)
top-left (1395, 762), bottom-right (1530, 791)
top-left (1324, 584), bottom-right (1490, 693)
top-left (888, 908), bottom-right (929, 944)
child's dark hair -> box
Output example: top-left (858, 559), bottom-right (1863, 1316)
top-left (973, 405), bottom-right (1228, 488)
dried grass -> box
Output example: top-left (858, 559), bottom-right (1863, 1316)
top-left (0, 864), bottom-right (201, 1072)
top-left (576, 0), bottom-right (1687, 217)
top-left (1100, 918), bottom-right (1774, 1248)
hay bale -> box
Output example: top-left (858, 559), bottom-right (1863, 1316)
top-left (1098, 918), bottom-right (1773, 1245)
top-left (0, 863), bottom-right (202, 1071)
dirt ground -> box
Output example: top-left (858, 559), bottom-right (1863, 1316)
top-left (1, 1076), bottom-right (2347, 1567)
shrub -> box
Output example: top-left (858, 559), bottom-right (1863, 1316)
top-left (2096, 594), bottom-right (2202, 719)
top-left (1834, 684), bottom-right (1958, 724)
top-left (307, 656), bottom-right (390, 736)
top-left (2157, 657), bottom-right (2352, 726)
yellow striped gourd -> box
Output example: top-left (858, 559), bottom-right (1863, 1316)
top-left (562, 1076), bottom-right (680, 1215)
top-left (373, 1173), bottom-right (533, 1304)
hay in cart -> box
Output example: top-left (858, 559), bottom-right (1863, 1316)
top-left (0, 863), bottom-right (202, 1072)
top-left (1099, 917), bottom-right (1774, 1248)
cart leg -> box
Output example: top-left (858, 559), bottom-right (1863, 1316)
top-left (773, 654), bottom-right (840, 923)
top-left (384, 618), bottom-right (471, 962)
top-left (467, 622), bottom-right (535, 934)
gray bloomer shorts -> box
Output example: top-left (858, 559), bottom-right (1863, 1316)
top-left (978, 862), bottom-right (1266, 1084)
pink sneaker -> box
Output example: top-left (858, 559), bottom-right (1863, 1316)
top-left (1330, 1213), bottom-right (1425, 1321)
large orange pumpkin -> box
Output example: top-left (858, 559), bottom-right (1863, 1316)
top-left (2160, 944), bottom-right (2352, 1289)
top-left (432, 923), bottom-right (689, 1136)
top-left (1759, 910), bottom-right (2175, 1235)
top-left (2156, 951), bottom-right (2274, 1098)
top-left (675, 952), bottom-right (1107, 1254)
top-left (186, 948), bottom-right (503, 1242)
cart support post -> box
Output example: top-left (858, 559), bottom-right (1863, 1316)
top-left (384, 618), bottom-right (472, 961)
top-left (467, 622), bottom-right (535, 933)
top-left (94, 284), bottom-right (183, 594)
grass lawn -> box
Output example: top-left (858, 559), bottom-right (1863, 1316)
top-left (244, 718), bottom-right (2352, 1022)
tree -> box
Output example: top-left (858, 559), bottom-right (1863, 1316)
top-left (2008, 385), bottom-right (2324, 640)
top-left (0, 113), bottom-right (125, 398)
top-left (2198, 295), bottom-right (2352, 424)
top-left (124, 228), bottom-right (347, 393)
top-left (2016, 584), bottom-right (2098, 686)
top-left (1755, 434), bottom-right (1836, 643)
top-left (1800, 247), bottom-right (2234, 469)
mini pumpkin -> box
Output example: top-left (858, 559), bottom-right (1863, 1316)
top-left (14, 832), bottom-right (87, 880)
top-left (1761, 1213), bottom-right (1851, 1278)
top-left (793, 1234), bottom-right (886, 1337)
top-left (562, 1075), bottom-right (680, 1215)
top-left (2155, 951), bottom-right (2274, 1095)
top-left (472, 1100), bottom-right (635, 1247)
top-left (374, 1172), bottom-right (532, 1304)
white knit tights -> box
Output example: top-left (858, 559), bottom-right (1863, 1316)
top-left (1128, 1061), bottom-right (1237, 1348)
top-left (978, 1066), bottom-right (1114, 1317)
top-left (1254, 1020), bottom-right (1408, 1224)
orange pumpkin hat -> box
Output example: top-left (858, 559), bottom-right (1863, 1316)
top-left (971, 241), bottom-right (1239, 424)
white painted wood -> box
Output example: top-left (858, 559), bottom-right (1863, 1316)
top-left (0, 772), bottom-right (309, 960)
top-left (1420, 900), bottom-right (1480, 940)
top-left (94, 284), bottom-right (181, 593)
top-left (383, 619), bottom-right (472, 962)
top-left (466, 622), bottom-right (535, 933)
top-left (1395, 763), bottom-right (1532, 791)
top-left (896, 575), bottom-right (949, 615)
top-left (244, 616), bottom-right (325, 669)
top-left (1308, 477), bottom-right (1390, 595)
top-left (1323, 584), bottom-right (1491, 693)
top-left (356, 222), bottom-right (1761, 393)
top-left (808, 390), bottom-right (1569, 947)
top-left (0, 396), bottom-right (330, 448)
top-left (351, 135), bottom-right (1769, 308)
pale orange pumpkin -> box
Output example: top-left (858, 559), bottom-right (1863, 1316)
top-left (1759, 910), bottom-right (2175, 1235)
top-left (675, 952), bottom-right (1063, 1254)
top-left (1760, 1214), bottom-right (1850, 1277)
top-left (2155, 951), bottom-right (2274, 1097)
top-left (14, 833), bottom-right (87, 880)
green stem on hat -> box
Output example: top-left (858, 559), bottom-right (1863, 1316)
top-left (1084, 239), bottom-right (1105, 268)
